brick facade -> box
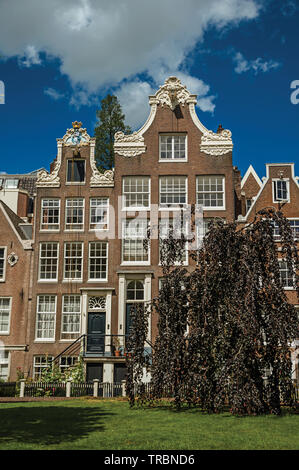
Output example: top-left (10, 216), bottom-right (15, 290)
top-left (0, 77), bottom-right (298, 382)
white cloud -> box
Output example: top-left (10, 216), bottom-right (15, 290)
top-left (18, 45), bottom-right (41, 68)
top-left (44, 87), bottom-right (65, 101)
top-left (0, 0), bottom-right (262, 126)
top-left (233, 52), bottom-right (281, 75)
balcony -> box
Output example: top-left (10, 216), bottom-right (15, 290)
top-left (83, 334), bottom-right (129, 358)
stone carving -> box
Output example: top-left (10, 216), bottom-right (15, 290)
top-left (149, 76), bottom-right (196, 110)
top-left (114, 131), bottom-right (146, 157)
top-left (89, 296), bottom-right (106, 310)
top-left (36, 154), bottom-right (61, 187)
top-left (7, 252), bottom-right (18, 266)
top-left (200, 129), bottom-right (233, 156)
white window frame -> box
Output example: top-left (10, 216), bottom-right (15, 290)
top-left (121, 219), bottom-right (150, 265)
top-left (279, 260), bottom-right (295, 290)
top-left (196, 175), bottom-right (225, 210)
top-left (38, 242), bottom-right (59, 282)
top-left (40, 198), bottom-right (60, 231)
top-left (33, 355), bottom-right (54, 380)
top-left (289, 218), bottom-right (299, 241)
top-left (159, 176), bottom-right (188, 210)
top-left (65, 198), bottom-right (85, 231)
top-left (61, 295), bottom-right (81, 341)
top-left (89, 197), bottom-right (109, 231)
top-left (122, 176), bottom-right (151, 210)
top-left (63, 242), bottom-right (84, 281)
top-left (0, 246), bottom-right (7, 282)
top-left (88, 241), bottom-right (108, 281)
top-left (35, 295), bottom-right (57, 341)
top-left (0, 350), bottom-right (10, 381)
top-left (59, 356), bottom-right (78, 373)
top-left (159, 134), bottom-right (187, 162)
top-left (0, 297), bottom-right (12, 335)
top-left (272, 179), bottom-right (290, 203)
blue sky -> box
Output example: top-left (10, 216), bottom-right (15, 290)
top-left (0, 0), bottom-right (298, 178)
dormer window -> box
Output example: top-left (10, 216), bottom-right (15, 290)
top-left (67, 159), bottom-right (85, 183)
top-left (273, 179), bottom-right (290, 203)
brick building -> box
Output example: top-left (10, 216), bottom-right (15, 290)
top-left (0, 77), bottom-right (298, 382)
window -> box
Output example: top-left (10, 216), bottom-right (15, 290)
top-left (159, 135), bottom-right (187, 160)
top-left (159, 176), bottom-right (187, 208)
top-left (41, 199), bottom-right (60, 230)
top-left (90, 198), bottom-right (109, 230)
top-left (0, 247), bottom-right (6, 281)
top-left (0, 298), bottom-right (11, 334)
top-left (4, 179), bottom-right (19, 189)
top-left (0, 350), bottom-right (9, 381)
top-left (122, 177), bottom-right (150, 209)
top-left (89, 242), bottom-right (108, 281)
top-left (290, 220), bottom-right (299, 240)
top-left (38, 243), bottom-right (59, 281)
top-left (279, 261), bottom-right (295, 289)
top-left (246, 199), bottom-right (252, 213)
top-left (59, 356), bottom-right (78, 373)
top-left (64, 242), bottom-right (83, 280)
top-left (61, 296), bottom-right (81, 340)
top-left (67, 159), bottom-right (85, 183)
top-left (126, 280), bottom-right (144, 336)
top-left (273, 179), bottom-right (289, 203)
top-left (122, 219), bottom-right (150, 264)
top-left (159, 218), bottom-right (188, 265)
top-left (35, 295), bottom-right (56, 340)
top-left (33, 356), bottom-right (53, 380)
top-left (65, 198), bottom-right (84, 230)
top-left (196, 176), bottom-right (225, 209)
top-left (272, 219), bottom-right (299, 242)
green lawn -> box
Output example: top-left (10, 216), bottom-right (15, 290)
top-left (0, 399), bottom-right (298, 450)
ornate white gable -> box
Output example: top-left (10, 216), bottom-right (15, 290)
top-left (114, 76), bottom-right (233, 158)
top-left (36, 121), bottom-right (114, 187)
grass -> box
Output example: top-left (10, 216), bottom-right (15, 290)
top-left (0, 399), bottom-right (298, 450)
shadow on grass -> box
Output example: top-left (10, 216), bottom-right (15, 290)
top-left (0, 405), bottom-right (113, 446)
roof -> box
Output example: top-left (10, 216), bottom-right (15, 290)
top-left (0, 200), bottom-right (31, 240)
top-left (0, 169), bottom-right (43, 196)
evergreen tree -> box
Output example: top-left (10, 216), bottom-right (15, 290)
top-left (94, 94), bottom-right (131, 171)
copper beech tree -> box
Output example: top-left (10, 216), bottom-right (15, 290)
top-left (126, 209), bottom-right (299, 415)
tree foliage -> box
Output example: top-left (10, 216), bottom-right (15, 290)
top-left (126, 209), bottom-right (299, 415)
top-left (94, 94), bottom-right (131, 171)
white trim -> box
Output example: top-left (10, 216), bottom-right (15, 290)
top-left (65, 197), bottom-right (85, 231)
top-left (272, 178), bottom-right (290, 203)
top-left (0, 296), bottom-right (12, 335)
top-left (38, 241), bottom-right (59, 282)
top-left (61, 294), bottom-right (81, 340)
top-left (241, 165), bottom-right (262, 189)
top-left (88, 241), bottom-right (108, 282)
top-left (159, 175), bottom-right (188, 209)
top-left (63, 241), bottom-right (84, 281)
top-left (35, 294), bottom-right (57, 341)
top-left (0, 246), bottom-right (7, 282)
top-left (89, 197), bottom-right (110, 231)
top-left (159, 134), bottom-right (188, 162)
top-left (121, 218), bottom-right (150, 265)
top-left (196, 175), bottom-right (226, 211)
top-left (122, 176), bottom-right (151, 211)
top-left (40, 198), bottom-right (61, 232)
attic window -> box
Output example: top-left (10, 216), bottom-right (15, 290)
top-left (67, 159), bottom-right (85, 183)
top-left (273, 179), bottom-right (289, 203)
top-left (4, 179), bottom-right (19, 189)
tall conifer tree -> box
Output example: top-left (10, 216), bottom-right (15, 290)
top-left (94, 94), bottom-right (131, 171)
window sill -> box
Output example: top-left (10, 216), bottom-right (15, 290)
top-left (65, 182), bottom-right (86, 185)
top-left (38, 280), bottom-right (58, 283)
top-left (121, 262), bottom-right (151, 266)
top-left (158, 159), bottom-right (187, 163)
top-left (34, 340), bottom-right (55, 343)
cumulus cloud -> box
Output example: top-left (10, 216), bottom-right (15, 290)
top-left (233, 52), bottom-right (281, 75)
top-left (0, 0), bottom-right (262, 126)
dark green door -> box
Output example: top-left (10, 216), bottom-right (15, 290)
top-left (87, 312), bottom-right (106, 354)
